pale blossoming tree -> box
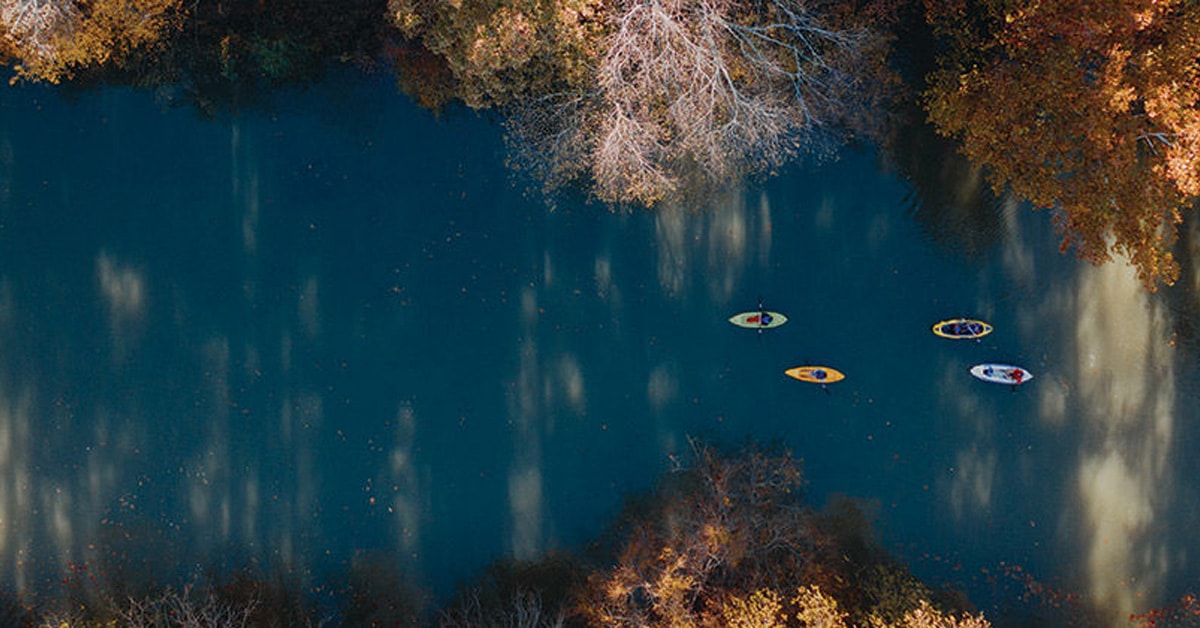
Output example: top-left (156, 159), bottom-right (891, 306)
top-left (508, 0), bottom-right (886, 205)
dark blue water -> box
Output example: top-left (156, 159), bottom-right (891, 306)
top-left (2, 76), bottom-right (1199, 624)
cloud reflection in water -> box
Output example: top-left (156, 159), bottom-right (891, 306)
top-left (1070, 259), bottom-right (1175, 619)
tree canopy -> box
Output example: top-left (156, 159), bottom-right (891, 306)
top-left (571, 439), bottom-right (991, 627)
top-left (1, 0), bottom-right (182, 83)
top-left (387, 0), bottom-right (604, 110)
top-left (7, 0), bottom-right (1200, 288)
top-left (924, 0), bottom-right (1200, 289)
top-left (389, 0), bottom-right (895, 206)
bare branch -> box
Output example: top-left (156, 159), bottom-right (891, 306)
top-left (115, 585), bottom-right (261, 628)
top-left (440, 589), bottom-right (566, 628)
top-left (509, 0), bottom-right (880, 206)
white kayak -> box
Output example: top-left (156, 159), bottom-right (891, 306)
top-left (970, 363), bottom-right (1033, 386)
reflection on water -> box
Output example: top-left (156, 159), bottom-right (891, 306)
top-left (508, 285), bottom-right (545, 560)
top-left (653, 187), bottom-right (769, 306)
top-left (960, 188), bottom-right (1198, 623)
top-left (887, 110), bottom-right (1005, 262)
top-left (0, 384), bottom-right (34, 593)
top-left (938, 355), bottom-right (998, 526)
top-left (0, 83), bottom-right (1198, 625)
top-left (1167, 212), bottom-right (1200, 354)
top-left (1069, 260), bottom-right (1176, 618)
top-left (389, 401), bottom-right (422, 558)
top-left (96, 252), bottom-right (146, 364)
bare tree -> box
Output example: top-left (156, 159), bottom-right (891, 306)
top-left (440, 589), bottom-right (566, 628)
top-left (34, 586), bottom-right (263, 628)
top-left (115, 586), bottom-right (261, 627)
top-left (575, 437), bottom-right (830, 625)
top-left (508, 0), bottom-right (880, 206)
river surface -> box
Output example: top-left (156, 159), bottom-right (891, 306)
top-left (1, 76), bottom-right (1199, 624)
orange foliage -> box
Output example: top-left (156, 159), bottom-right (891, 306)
top-left (925, 0), bottom-right (1200, 289)
top-left (1132, 593), bottom-right (1200, 627)
top-left (572, 440), bottom-right (991, 627)
top-left (3, 0), bottom-right (183, 83)
top-left (574, 440), bottom-right (826, 626)
top-left (381, 38), bottom-right (458, 111)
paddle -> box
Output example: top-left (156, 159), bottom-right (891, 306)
top-left (805, 358), bottom-right (832, 396)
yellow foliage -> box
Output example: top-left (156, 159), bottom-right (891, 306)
top-left (6, 0), bottom-right (182, 83)
top-left (390, 0), bottom-right (424, 36)
top-left (895, 601), bottom-right (991, 627)
top-left (570, 443), bottom-right (996, 627)
top-left (719, 589), bottom-right (787, 628)
top-left (792, 585), bottom-right (849, 627)
top-left (386, 0), bottom-right (605, 109)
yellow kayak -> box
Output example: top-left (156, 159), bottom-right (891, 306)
top-left (932, 318), bottom-right (993, 340)
top-left (785, 366), bottom-right (845, 384)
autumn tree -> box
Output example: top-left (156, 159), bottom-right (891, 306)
top-left (518, 0), bottom-right (899, 205)
top-left (389, 0), bottom-right (895, 206)
top-left (387, 0), bottom-right (605, 110)
top-left (1, 0), bottom-right (182, 83)
top-left (574, 438), bottom-right (825, 625)
top-left (573, 438), bottom-right (989, 627)
top-left (2, 0), bottom-right (389, 115)
top-left (924, 0), bottom-right (1200, 289)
